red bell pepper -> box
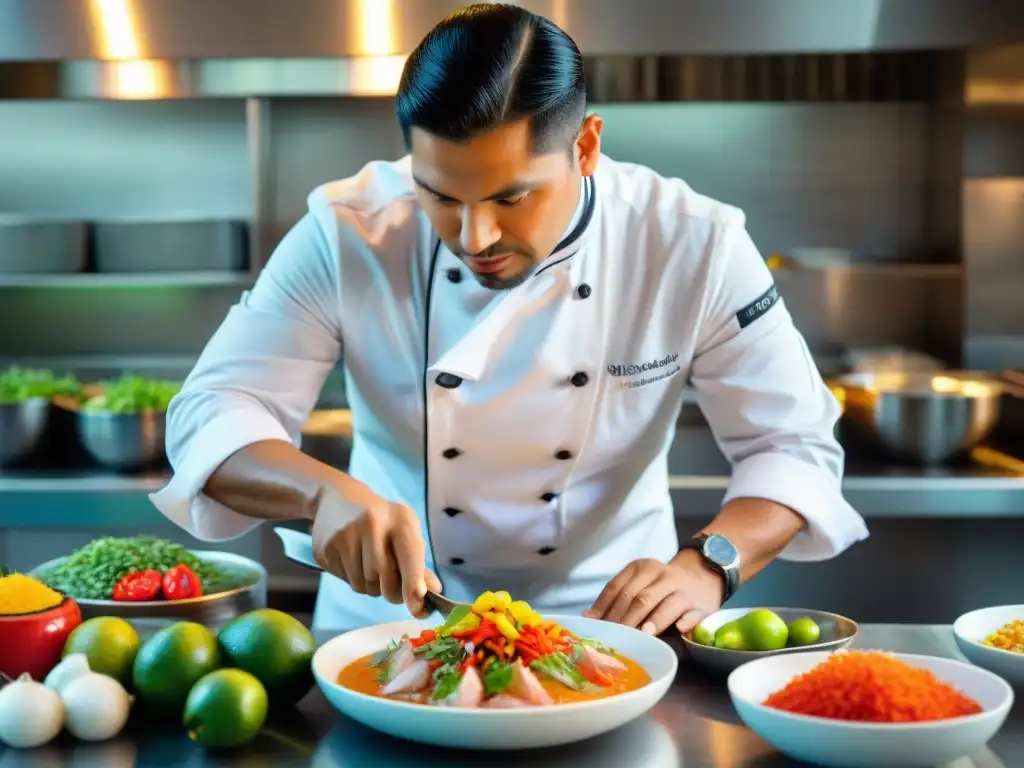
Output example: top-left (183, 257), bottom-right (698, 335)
top-left (161, 563), bottom-right (203, 601)
top-left (112, 569), bottom-right (162, 602)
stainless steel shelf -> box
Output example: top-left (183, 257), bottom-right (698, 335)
top-left (0, 271), bottom-right (253, 288)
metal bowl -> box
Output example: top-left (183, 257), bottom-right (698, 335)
top-left (77, 409), bottom-right (167, 470)
top-left (29, 551), bottom-right (267, 630)
top-left (680, 607), bottom-right (859, 675)
top-left (838, 372), bottom-right (1003, 465)
top-left (0, 398), bottom-right (49, 467)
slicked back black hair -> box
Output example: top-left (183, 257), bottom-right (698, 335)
top-left (396, 3), bottom-right (587, 154)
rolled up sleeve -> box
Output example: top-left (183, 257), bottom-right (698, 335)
top-left (149, 210), bottom-right (343, 541)
top-left (689, 216), bottom-right (868, 561)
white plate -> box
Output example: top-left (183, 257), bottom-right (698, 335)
top-left (312, 614), bottom-right (678, 750)
top-left (954, 605), bottom-right (1024, 686)
top-left (728, 651), bottom-right (1013, 767)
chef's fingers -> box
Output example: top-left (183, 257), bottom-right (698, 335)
top-left (603, 563), bottom-right (662, 625)
top-left (675, 608), bottom-right (707, 635)
top-left (639, 592), bottom-right (695, 636)
top-left (378, 537), bottom-right (403, 605)
top-left (391, 507), bottom-right (429, 615)
top-left (360, 533), bottom-right (381, 597)
top-left (320, 540), bottom-right (349, 586)
top-left (341, 531), bottom-right (366, 594)
top-left (617, 575), bottom-right (677, 631)
top-left (585, 562), bottom-right (637, 619)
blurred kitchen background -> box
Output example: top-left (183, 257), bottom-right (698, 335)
top-left (1, 0), bottom-right (1023, 625)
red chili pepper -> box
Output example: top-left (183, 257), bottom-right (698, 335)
top-left (112, 569), bottom-right (162, 601)
top-left (161, 563), bottom-right (203, 601)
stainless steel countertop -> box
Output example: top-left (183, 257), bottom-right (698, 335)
top-left (12, 624), bottom-right (1022, 767)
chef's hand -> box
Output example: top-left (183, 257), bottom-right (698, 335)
top-left (311, 481), bottom-right (442, 619)
top-left (584, 550), bottom-right (725, 636)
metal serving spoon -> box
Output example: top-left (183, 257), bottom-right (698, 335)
top-left (272, 527), bottom-right (466, 618)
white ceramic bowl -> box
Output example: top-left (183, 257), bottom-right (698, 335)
top-left (728, 651), bottom-right (1013, 767)
top-left (954, 605), bottom-right (1024, 686)
top-left (312, 614), bottom-right (678, 750)
top-left (680, 606), bottom-right (859, 674)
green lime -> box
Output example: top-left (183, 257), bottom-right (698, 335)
top-left (132, 621), bottom-right (222, 710)
top-left (713, 621), bottom-right (748, 651)
top-left (217, 609), bottom-right (316, 708)
top-left (691, 620), bottom-right (716, 647)
top-left (184, 668), bottom-right (268, 749)
top-left (787, 617), bottom-right (822, 647)
top-left (736, 609), bottom-right (789, 652)
top-left (63, 616), bottom-right (140, 686)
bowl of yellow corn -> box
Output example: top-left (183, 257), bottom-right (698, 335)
top-left (954, 605), bottom-right (1024, 686)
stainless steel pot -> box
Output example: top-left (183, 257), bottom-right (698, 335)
top-left (77, 409), bottom-right (167, 470)
top-left (0, 398), bottom-right (49, 467)
top-left (838, 372), bottom-right (1003, 465)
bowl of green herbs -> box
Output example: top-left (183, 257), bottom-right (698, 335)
top-left (77, 374), bottom-right (182, 471)
top-left (0, 366), bottom-right (86, 467)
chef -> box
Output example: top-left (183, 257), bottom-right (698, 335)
top-left (150, 3), bottom-right (868, 634)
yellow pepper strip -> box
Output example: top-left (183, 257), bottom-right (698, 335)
top-left (492, 591), bottom-right (512, 612)
top-left (508, 600), bottom-right (534, 623)
top-left (489, 612), bottom-right (521, 640)
top-left (472, 591), bottom-right (496, 615)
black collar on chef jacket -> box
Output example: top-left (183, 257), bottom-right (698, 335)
top-left (419, 175), bottom-right (596, 592)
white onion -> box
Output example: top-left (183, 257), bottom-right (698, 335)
top-left (44, 653), bottom-right (91, 695)
top-left (60, 673), bottom-right (132, 742)
top-left (0, 673), bottom-right (65, 748)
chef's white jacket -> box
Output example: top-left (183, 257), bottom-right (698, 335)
top-left (151, 153), bottom-right (868, 630)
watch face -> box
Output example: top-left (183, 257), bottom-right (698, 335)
top-left (703, 534), bottom-right (739, 568)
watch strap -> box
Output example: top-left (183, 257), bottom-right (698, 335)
top-left (680, 533), bottom-right (740, 603)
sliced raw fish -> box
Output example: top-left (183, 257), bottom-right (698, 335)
top-left (508, 660), bottom-right (553, 705)
top-left (576, 645), bottom-right (627, 681)
top-left (381, 659), bottom-right (431, 695)
top-left (483, 693), bottom-right (532, 708)
top-left (385, 641), bottom-right (416, 682)
top-left (440, 667), bottom-right (484, 708)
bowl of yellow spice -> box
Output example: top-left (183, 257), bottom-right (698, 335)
top-left (0, 566), bottom-right (82, 681)
top-left (954, 605), bottom-right (1024, 687)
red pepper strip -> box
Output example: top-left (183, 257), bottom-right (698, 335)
top-left (469, 620), bottom-right (500, 646)
top-left (112, 569), bottom-right (162, 601)
top-left (161, 563), bottom-right (203, 601)
top-left (483, 639), bottom-right (504, 659)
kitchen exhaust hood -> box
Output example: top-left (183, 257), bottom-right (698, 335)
top-left (0, 0), bottom-right (1022, 99)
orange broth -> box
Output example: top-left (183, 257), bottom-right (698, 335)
top-left (337, 651), bottom-right (652, 705)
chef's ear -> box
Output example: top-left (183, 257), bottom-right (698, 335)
top-left (576, 113), bottom-right (603, 177)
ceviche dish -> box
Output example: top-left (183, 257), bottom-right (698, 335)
top-left (336, 591), bottom-right (651, 708)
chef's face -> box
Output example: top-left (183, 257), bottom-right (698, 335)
top-left (411, 114), bottom-right (603, 290)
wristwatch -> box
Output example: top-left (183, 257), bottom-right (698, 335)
top-left (679, 532), bottom-right (740, 603)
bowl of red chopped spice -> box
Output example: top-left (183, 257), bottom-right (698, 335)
top-left (727, 650), bottom-right (1013, 767)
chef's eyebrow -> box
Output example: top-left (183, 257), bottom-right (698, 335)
top-left (413, 176), bottom-right (537, 202)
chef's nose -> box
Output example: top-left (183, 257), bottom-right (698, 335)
top-left (459, 206), bottom-right (501, 256)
